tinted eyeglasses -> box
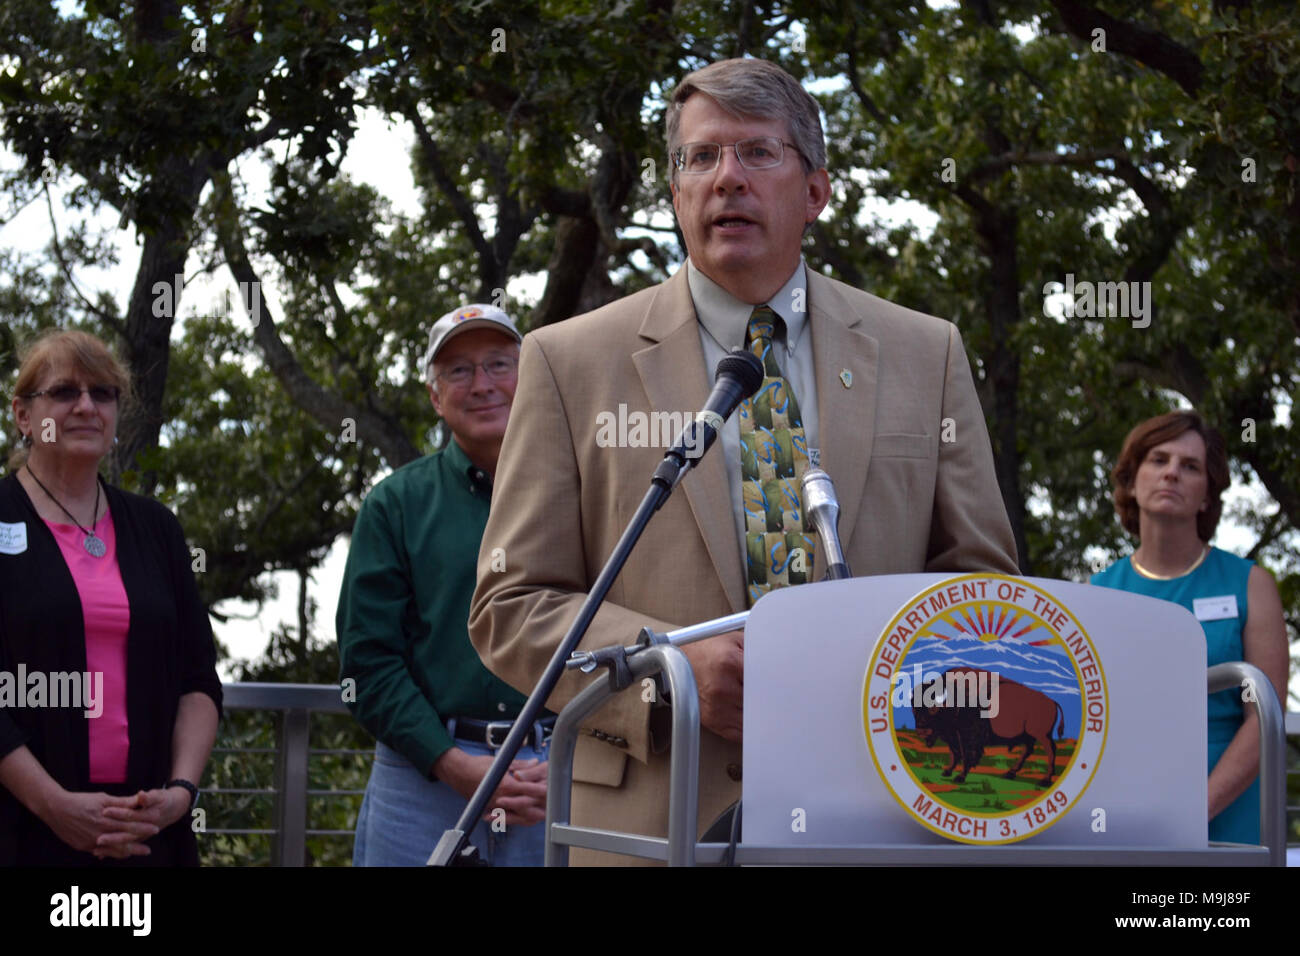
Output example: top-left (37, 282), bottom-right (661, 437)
top-left (22, 385), bottom-right (121, 405)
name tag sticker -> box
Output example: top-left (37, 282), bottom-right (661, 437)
top-left (0, 522), bottom-right (27, 555)
top-left (1194, 595), bottom-right (1238, 622)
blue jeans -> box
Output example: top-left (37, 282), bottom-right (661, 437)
top-left (353, 737), bottom-right (548, 867)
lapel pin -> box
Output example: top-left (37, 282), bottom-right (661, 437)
top-left (839, 369), bottom-right (853, 389)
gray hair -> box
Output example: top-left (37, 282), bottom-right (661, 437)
top-left (665, 58), bottom-right (826, 183)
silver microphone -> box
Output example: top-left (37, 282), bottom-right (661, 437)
top-left (802, 468), bottom-right (852, 580)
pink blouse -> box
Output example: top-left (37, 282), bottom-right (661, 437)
top-left (44, 509), bottom-right (130, 784)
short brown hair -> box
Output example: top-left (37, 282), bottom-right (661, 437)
top-left (1110, 410), bottom-right (1229, 542)
top-left (665, 58), bottom-right (826, 183)
top-left (9, 329), bottom-right (131, 470)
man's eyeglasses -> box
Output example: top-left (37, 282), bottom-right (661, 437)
top-left (672, 136), bottom-right (802, 174)
top-left (435, 356), bottom-right (518, 389)
top-left (22, 385), bottom-right (121, 405)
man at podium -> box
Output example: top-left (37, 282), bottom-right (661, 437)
top-left (469, 58), bottom-right (1020, 864)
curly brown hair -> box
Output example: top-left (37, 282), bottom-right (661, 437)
top-left (1110, 410), bottom-right (1230, 542)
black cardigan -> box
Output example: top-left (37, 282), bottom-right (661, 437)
top-left (0, 473), bottom-right (223, 865)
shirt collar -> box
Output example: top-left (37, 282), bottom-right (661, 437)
top-left (443, 436), bottom-right (492, 492)
top-left (686, 259), bottom-right (808, 352)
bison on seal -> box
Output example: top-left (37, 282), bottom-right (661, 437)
top-left (912, 668), bottom-right (1066, 787)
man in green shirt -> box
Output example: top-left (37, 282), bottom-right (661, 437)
top-left (338, 304), bottom-right (550, 866)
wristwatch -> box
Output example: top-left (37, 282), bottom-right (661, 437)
top-left (166, 778), bottom-right (200, 811)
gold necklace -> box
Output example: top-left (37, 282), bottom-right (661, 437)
top-left (1131, 545), bottom-right (1209, 581)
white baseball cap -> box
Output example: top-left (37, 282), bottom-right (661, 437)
top-left (422, 304), bottom-right (522, 382)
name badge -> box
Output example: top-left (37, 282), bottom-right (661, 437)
top-left (0, 522), bottom-right (27, 555)
top-left (1194, 595), bottom-right (1238, 622)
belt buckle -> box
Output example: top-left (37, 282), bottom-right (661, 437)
top-left (484, 721), bottom-right (513, 749)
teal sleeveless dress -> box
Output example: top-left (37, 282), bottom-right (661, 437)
top-left (1091, 547), bottom-right (1258, 843)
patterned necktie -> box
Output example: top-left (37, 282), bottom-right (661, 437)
top-left (739, 305), bottom-right (816, 606)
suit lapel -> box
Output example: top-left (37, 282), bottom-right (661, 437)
top-left (808, 271), bottom-right (879, 564)
top-left (632, 270), bottom-right (746, 612)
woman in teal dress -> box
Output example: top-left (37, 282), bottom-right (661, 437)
top-left (1091, 411), bottom-right (1288, 844)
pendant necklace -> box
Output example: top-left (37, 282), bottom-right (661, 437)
top-left (25, 465), bottom-right (107, 557)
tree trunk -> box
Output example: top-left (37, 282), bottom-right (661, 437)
top-left (533, 215), bottom-right (601, 326)
top-left (973, 202), bottom-right (1030, 572)
top-left (111, 218), bottom-right (192, 494)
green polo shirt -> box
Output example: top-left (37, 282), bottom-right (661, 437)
top-left (336, 438), bottom-right (531, 775)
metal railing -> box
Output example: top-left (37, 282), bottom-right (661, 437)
top-left (208, 683), bottom-right (367, 867)
top-left (211, 682), bottom-right (1300, 866)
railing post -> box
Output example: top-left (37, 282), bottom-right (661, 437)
top-left (273, 707), bottom-right (311, 867)
top-left (1207, 662), bottom-right (1286, 866)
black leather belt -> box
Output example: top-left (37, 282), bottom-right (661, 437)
top-left (448, 715), bottom-right (556, 750)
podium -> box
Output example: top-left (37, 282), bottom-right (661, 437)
top-left (544, 575), bottom-right (1287, 866)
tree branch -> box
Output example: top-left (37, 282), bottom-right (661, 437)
top-left (1111, 157), bottom-right (1172, 221)
top-left (609, 234), bottom-right (671, 274)
top-left (1113, 349), bottom-right (1207, 404)
top-left (759, 15), bottom-right (795, 49)
top-left (966, 148), bottom-right (1124, 184)
top-left (953, 180), bottom-right (995, 220)
top-left (1111, 156), bottom-right (1181, 284)
top-left (1244, 508), bottom-right (1286, 562)
top-left (0, 186), bottom-right (41, 227)
top-left (319, 279), bottom-right (371, 392)
top-left (734, 0), bottom-right (756, 57)
top-left (809, 222), bottom-right (864, 289)
top-left (400, 97), bottom-right (493, 268)
top-left (844, 23), bottom-right (888, 127)
top-left (213, 174), bottom-right (421, 468)
top-left (1223, 389), bottom-right (1300, 531)
top-left (1049, 0), bottom-right (1205, 97)
top-left (253, 458), bottom-right (325, 541)
top-left (42, 183), bottom-right (125, 336)
top-left (538, 186), bottom-right (593, 219)
top-left (624, 218), bottom-right (681, 234)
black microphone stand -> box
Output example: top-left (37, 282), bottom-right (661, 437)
top-left (429, 350), bottom-right (762, 866)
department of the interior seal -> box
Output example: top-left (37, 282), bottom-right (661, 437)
top-left (862, 574), bottom-right (1108, 844)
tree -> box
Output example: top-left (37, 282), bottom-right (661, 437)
top-left (2, 1), bottom-right (1294, 696)
top-left (0, 0), bottom-right (377, 492)
top-left (786, 1), bottom-right (1296, 600)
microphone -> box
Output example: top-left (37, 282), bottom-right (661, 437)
top-left (657, 348), bottom-right (764, 485)
top-left (802, 468), bottom-right (852, 580)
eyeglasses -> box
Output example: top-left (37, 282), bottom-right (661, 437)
top-left (435, 356), bottom-right (518, 389)
top-left (672, 136), bottom-right (803, 174)
top-left (22, 385), bottom-right (121, 405)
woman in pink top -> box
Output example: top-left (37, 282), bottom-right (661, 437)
top-left (0, 330), bottom-right (222, 865)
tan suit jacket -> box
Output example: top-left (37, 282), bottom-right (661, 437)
top-left (469, 266), bottom-right (1019, 864)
